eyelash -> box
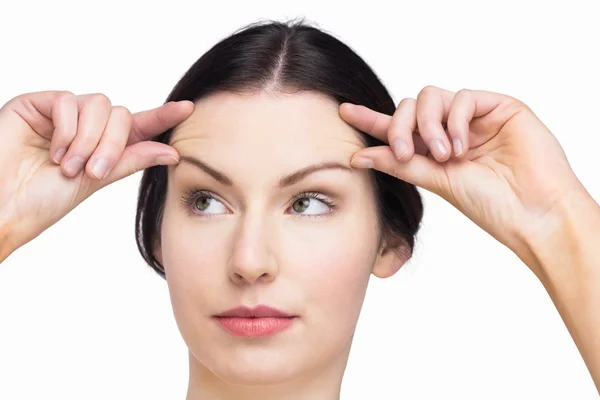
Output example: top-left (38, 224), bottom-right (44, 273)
top-left (180, 188), bottom-right (337, 218)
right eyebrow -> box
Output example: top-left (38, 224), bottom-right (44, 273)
top-left (178, 155), bottom-right (352, 188)
top-left (178, 156), bottom-right (233, 186)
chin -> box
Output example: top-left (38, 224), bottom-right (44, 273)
top-left (204, 346), bottom-right (308, 386)
top-left (216, 366), bottom-right (297, 386)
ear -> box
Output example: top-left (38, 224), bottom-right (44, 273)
top-left (371, 235), bottom-right (412, 279)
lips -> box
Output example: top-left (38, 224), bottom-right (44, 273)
top-left (213, 305), bottom-right (297, 337)
top-left (215, 305), bottom-right (294, 318)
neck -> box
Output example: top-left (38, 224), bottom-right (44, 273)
top-left (185, 343), bottom-right (351, 400)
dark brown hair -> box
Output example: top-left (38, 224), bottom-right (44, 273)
top-left (135, 19), bottom-right (424, 278)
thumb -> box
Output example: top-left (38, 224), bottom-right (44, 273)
top-left (102, 141), bottom-right (179, 185)
top-left (351, 146), bottom-right (449, 196)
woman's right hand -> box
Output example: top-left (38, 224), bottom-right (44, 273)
top-left (0, 91), bottom-right (193, 260)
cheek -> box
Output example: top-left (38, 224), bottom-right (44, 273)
top-left (280, 211), bottom-right (380, 321)
top-left (159, 213), bottom-right (232, 322)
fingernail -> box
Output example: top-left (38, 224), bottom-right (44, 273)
top-left (453, 138), bottom-right (463, 156)
top-left (392, 139), bottom-right (409, 160)
top-left (64, 156), bottom-right (85, 176)
top-left (429, 139), bottom-right (448, 160)
top-left (350, 157), bottom-right (373, 169)
top-left (91, 157), bottom-right (109, 180)
top-left (54, 148), bottom-right (66, 163)
top-left (156, 155), bottom-right (179, 166)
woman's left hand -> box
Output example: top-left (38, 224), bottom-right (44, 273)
top-left (339, 86), bottom-right (591, 268)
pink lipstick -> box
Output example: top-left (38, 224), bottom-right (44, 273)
top-left (213, 305), bottom-right (297, 337)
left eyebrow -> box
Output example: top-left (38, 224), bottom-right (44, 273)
top-left (178, 156), bottom-right (352, 188)
top-left (278, 161), bottom-right (352, 188)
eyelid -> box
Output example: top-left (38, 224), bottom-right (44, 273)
top-left (286, 191), bottom-right (337, 217)
top-left (181, 188), bottom-right (231, 217)
top-left (289, 191), bottom-right (334, 206)
top-left (181, 187), bottom-right (338, 218)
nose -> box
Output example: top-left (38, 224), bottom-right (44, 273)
top-left (228, 216), bottom-right (278, 285)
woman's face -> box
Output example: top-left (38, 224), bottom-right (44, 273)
top-left (159, 90), bottom-right (397, 385)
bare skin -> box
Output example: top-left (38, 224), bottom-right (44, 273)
top-left (0, 91), bottom-right (193, 254)
top-left (0, 87), bottom-right (598, 396)
top-left (340, 86), bottom-right (600, 392)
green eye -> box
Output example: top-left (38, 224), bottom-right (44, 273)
top-left (182, 189), bottom-right (228, 217)
top-left (292, 198), bottom-right (311, 213)
top-left (289, 193), bottom-right (335, 216)
top-left (195, 196), bottom-right (212, 211)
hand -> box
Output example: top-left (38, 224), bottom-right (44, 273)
top-left (0, 90), bottom-right (193, 254)
top-left (339, 86), bottom-right (588, 262)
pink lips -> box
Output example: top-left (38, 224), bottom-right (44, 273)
top-left (213, 305), bottom-right (297, 337)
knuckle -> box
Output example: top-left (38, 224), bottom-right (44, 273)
top-left (390, 165), bottom-right (404, 180)
top-left (509, 96), bottom-right (528, 110)
top-left (398, 97), bottom-right (416, 108)
top-left (72, 129), bottom-right (102, 147)
top-left (88, 93), bottom-right (112, 108)
top-left (99, 138), bottom-right (123, 154)
top-left (112, 105), bottom-right (131, 115)
top-left (124, 148), bottom-right (143, 176)
top-left (419, 119), bottom-right (439, 135)
top-left (57, 90), bottom-right (76, 100)
top-left (368, 112), bottom-right (382, 133)
top-left (112, 105), bottom-right (133, 123)
top-left (433, 171), bottom-right (449, 194)
top-left (73, 136), bottom-right (98, 151)
top-left (455, 88), bottom-right (472, 99)
top-left (155, 109), bottom-right (168, 127)
top-left (418, 85), bottom-right (439, 98)
top-left (55, 91), bottom-right (77, 109)
top-left (500, 97), bottom-right (530, 116)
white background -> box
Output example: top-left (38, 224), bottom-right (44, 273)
top-left (1, 0), bottom-right (599, 399)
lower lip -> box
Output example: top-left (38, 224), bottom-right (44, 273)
top-left (214, 317), bottom-right (296, 337)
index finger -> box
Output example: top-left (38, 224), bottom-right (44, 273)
top-left (339, 103), bottom-right (391, 143)
top-left (127, 100), bottom-right (195, 146)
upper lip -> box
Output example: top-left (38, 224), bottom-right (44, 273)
top-left (214, 305), bottom-right (295, 318)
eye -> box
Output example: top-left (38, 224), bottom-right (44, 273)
top-left (181, 189), bottom-right (228, 216)
top-left (288, 192), bottom-right (336, 217)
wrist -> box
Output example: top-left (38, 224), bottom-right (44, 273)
top-left (516, 186), bottom-right (600, 284)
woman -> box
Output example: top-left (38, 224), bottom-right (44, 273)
top-left (1, 20), bottom-right (598, 399)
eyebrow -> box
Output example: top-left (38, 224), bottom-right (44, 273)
top-left (178, 156), bottom-right (352, 188)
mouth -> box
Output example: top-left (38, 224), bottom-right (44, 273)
top-left (212, 305), bottom-right (298, 337)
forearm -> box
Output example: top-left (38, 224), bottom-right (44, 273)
top-left (518, 188), bottom-right (600, 393)
top-left (0, 218), bottom-right (16, 263)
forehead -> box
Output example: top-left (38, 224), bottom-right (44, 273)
top-left (169, 90), bottom-right (365, 156)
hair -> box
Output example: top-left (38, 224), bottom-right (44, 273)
top-left (135, 19), bottom-right (424, 279)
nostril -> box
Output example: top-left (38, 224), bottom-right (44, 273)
top-left (231, 271), bottom-right (273, 285)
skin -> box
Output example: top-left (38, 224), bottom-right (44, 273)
top-left (157, 91), bottom-right (400, 399)
top-left (341, 87), bottom-right (600, 393)
top-left (0, 85), bottom-right (599, 398)
top-left (0, 91), bottom-right (188, 250)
